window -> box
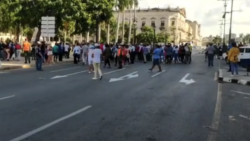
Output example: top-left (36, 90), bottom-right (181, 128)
top-left (141, 21), bottom-right (145, 27)
top-left (245, 48), bottom-right (250, 53)
top-left (161, 21), bottom-right (165, 27)
top-left (171, 21), bottom-right (175, 26)
top-left (239, 48), bottom-right (245, 53)
top-left (151, 21), bottom-right (155, 27)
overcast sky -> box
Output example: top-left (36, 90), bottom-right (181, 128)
top-left (139, 0), bottom-right (249, 37)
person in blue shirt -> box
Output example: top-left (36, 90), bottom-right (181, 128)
top-left (149, 45), bottom-right (162, 72)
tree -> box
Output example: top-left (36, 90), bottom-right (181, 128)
top-left (127, 0), bottom-right (138, 44)
top-left (212, 35), bottom-right (222, 44)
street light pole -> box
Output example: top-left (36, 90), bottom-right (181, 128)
top-left (133, 4), bottom-right (136, 45)
top-left (228, 0), bottom-right (234, 45)
top-left (223, 2), bottom-right (227, 46)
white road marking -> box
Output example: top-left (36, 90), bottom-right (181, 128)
top-left (103, 68), bottom-right (125, 75)
top-left (231, 90), bottom-right (250, 96)
top-left (214, 72), bottom-right (217, 81)
top-left (151, 70), bottom-right (166, 77)
top-left (50, 67), bottom-right (81, 72)
top-left (9, 105), bottom-right (92, 141)
top-left (109, 71), bottom-right (138, 82)
top-left (179, 73), bottom-right (195, 85)
top-left (50, 70), bottom-right (88, 79)
top-left (0, 71), bottom-right (8, 74)
top-left (0, 95), bottom-right (15, 101)
top-left (239, 115), bottom-right (250, 121)
top-left (207, 83), bottom-right (222, 141)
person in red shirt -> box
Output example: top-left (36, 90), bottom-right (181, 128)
top-left (15, 41), bottom-right (22, 61)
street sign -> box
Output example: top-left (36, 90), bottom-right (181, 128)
top-left (41, 16), bottom-right (55, 37)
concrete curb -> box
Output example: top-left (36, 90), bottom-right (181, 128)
top-left (218, 69), bottom-right (250, 86)
top-left (0, 60), bottom-right (73, 71)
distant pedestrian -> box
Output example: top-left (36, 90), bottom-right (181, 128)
top-left (206, 43), bottom-right (215, 67)
top-left (92, 44), bottom-right (103, 80)
top-left (35, 45), bottom-right (45, 71)
top-left (149, 45), bottom-right (162, 72)
top-left (23, 39), bottom-right (31, 64)
top-left (88, 45), bottom-right (94, 73)
top-left (73, 43), bottom-right (81, 64)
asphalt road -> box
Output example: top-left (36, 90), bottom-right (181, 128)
top-left (0, 53), bottom-right (229, 141)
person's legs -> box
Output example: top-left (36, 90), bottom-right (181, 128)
top-left (208, 54), bottom-right (212, 66)
top-left (143, 54), bottom-right (147, 63)
top-left (24, 51), bottom-right (28, 63)
top-left (230, 62), bottom-right (235, 75)
top-left (36, 58), bottom-right (42, 70)
top-left (16, 50), bottom-right (21, 61)
top-left (107, 57), bottom-right (111, 67)
top-left (156, 59), bottom-right (162, 71)
top-left (211, 54), bottom-right (214, 66)
top-left (97, 63), bottom-right (103, 79)
top-left (149, 59), bottom-right (156, 71)
top-left (92, 63), bottom-right (98, 79)
top-left (234, 63), bottom-right (238, 75)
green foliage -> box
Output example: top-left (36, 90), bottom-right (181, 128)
top-left (212, 36), bottom-right (222, 44)
top-left (136, 26), bottom-right (170, 44)
top-left (0, 0), bottom-right (116, 41)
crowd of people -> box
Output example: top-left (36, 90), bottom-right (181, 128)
top-left (1, 38), bottom-right (195, 76)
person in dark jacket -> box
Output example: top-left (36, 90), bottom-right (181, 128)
top-left (103, 44), bottom-right (112, 68)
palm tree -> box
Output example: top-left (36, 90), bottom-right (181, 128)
top-left (115, 0), bottom-right (129, 43)
top-left (128, 0), bottom-right (138, 44)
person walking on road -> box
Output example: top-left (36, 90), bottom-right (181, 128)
top-left (103, 44), bottom-right (112, 68)
top-left (88, 45), bottom-right (94, 73)
top-left (35, 45), bottom-right (45, 71)
top-left (149, 45), bottom-right (162, 72)
top-left (92, 44), bottom-right (103, 80)
top-left (227, 42), bottom-right (240, 76)
top-left (206, 43), bottom-right (215, 67)
top-left (73, 43), bottom-right (81, 64)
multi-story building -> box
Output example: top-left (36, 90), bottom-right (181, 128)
top-left (113, 7), bottom-right (202, 46)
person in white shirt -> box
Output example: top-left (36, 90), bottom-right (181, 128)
top-left (82, 43), bottom-right (88, 65)
top-left (73, 43), bottom-right (81, 64)
top-left (64, 43), bottom-right (70, 58)
top-left (92, 44), bottom-right (103, 80)
top-left (88, 46), bottom-right (94, 73)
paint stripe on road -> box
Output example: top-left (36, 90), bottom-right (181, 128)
top-left (103, 68), bottom-right (125, 75)
top-left (9, 105), bottom-right (92, 141)
top-left (0, 95), bottom-right (15, 101)
top-left (151, 70), bottom-right (166, 77)
top-left (0, 71), bottom-right (8, 74)
top-left (239, 115), bottom-right (250, 121)
top-left (50, 67), bottom-right (81, 72)
top-left (207, 83), bottom-right (222, 141)
top-left (231, 90), bottom-right (250, 96)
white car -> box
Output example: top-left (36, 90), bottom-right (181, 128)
top-left (223, 46), bottom-right (250, 68)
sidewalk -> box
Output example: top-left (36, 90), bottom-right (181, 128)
top-left (218, 68), bottom-right (250, 86)
top-left (0, 57), bottom-right (73, 70)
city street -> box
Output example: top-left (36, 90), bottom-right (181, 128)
top-left (0, 54), bottom-right (247, 141)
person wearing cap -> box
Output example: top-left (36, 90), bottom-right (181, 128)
top-left (92, 44), bottom-right (103, 80)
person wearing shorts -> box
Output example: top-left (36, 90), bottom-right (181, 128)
top-left (149, 45), bottom-right (162, 72)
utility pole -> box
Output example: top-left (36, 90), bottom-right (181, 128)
top-left (218, 0), bottom-right (229, 52)
top-left (228, 0), bottom-right (234, 45)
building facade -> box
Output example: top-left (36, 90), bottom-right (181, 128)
top-left (113, 7), bottom-right (202, 46)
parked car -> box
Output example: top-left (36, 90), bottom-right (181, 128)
top-left (223, 46), bottom-right (250, 68)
